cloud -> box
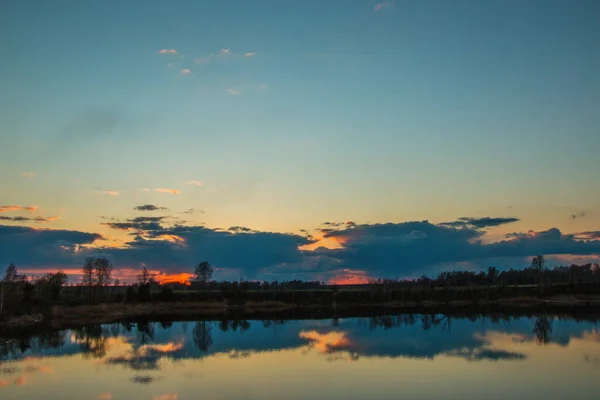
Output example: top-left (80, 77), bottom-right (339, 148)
top-left (180, 68), bottom-right (191, 75)
top-left (100, 190), bottom-right (119, 196)
top-left (185, 181), bottom-right (202, 187)
top-left (158, 49), bottom-right (178, 55)
top-left (439, 216), bottom-right (520, 229)
top-left (0, 225), bottom-right (103, 267)
top-left (131, 375), bottom-right (156, 384)
top-left (21, 172), bottom-right (35, 178)
top-left (99, 394), bottom-right (112, 400)
top-left (374, 1), bottom-right (395, 12)
top-left (226, 88), bottom-right (240, 95)
top-left (571, 211), bottom-right (587, 219)
top-left (0, 216), bottom-right (32, 222)
top-left (0, 205), bottom-right (38, 213)
top-left (155, 188), bottom-right (181, 195)
top-left (103, 216), bottom-right (167, 232)
top-left (4, 210), bottom-right (600, 282)
top-left (194, 48), bottom-right (255, 65)
top-left (573, 231), bottom-right (600, 240)
top-left (135, 204), bottom-right (168, 211)
top-left (180, 208), bottom-right (202, 214)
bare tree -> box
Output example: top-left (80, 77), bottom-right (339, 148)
top-left (137, 267), bottom-right (156, 285)
top-left (94, 258), bottom-right (113, 287)
top-left (194, 261), bottom-right (213, 285)
top-left (4, 263), bottom-right (17, 282)
top-left (531, 255), bottom-right (546, 296)
top-left (82, 258), bottom-right (95, 303)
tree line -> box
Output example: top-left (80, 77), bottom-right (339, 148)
top-left (2, 255), bottom-right (600, 319)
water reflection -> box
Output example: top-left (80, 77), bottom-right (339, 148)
top-left (1, 313), bottom-right (600, 399)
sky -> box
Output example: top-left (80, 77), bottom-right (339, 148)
top-left (1, 0), bottom-right (599, 283)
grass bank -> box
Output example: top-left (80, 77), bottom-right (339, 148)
top-left (2, 295), bottom-right (600, 333)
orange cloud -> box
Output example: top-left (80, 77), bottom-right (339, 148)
top-left (299, 331), bottom-right (352, 353)
top-left (153, 395), bottom-right (178, 400)
top-left (99, 394), bottom-right (112, 400)
top-left (155, 234), bottom-right (185, 244)
top-left (140, 341), bottom-right (184, 355)
top-left (158, 49), bottom-right (178, 55)
top-left (185, 180), bottom-right (202, 187)
top-left (155, 188), bottom-right (181, 194)
top-left (0, 205), bottom-right (38, 213)
top-left (180, 68), bottom-right (191, 75)
top-left (0, 380), bottom-right (9, 387)
top-left (101, 190), bottom-right (119, 196)
top-left (14, 376), bottom-right (27, 386)
top-left (22, 171), bottom-right (35, 178)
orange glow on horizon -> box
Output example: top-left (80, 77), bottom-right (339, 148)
top-left (329, 269), bottom-right (373, 285)
top-left (156, 273), bottom-right (193, 285)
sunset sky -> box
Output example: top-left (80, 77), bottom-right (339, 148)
top-left (1, 0), bottom-right (599, 283)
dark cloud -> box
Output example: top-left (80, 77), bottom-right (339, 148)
top-left (0, 225), bottom-right (102, 267)
top-left (134, 205), bottom-right (167, 211)
top-left (179, 208), bottom-right (203, 214)
top-left (574, 231), bottom-right (600, 240)
top-left (0, 216), bottom-right (31, 222)
top-left (439, 216), bottom-right (520, 229)
top-left (445, 348), bottom-right (526, 361)
top-left (315, 222), bottom-right (600, 278)
top-left (571, 211), bottom-right (587, 219)
top-left (3, 212), bottom-right (600, 280)
top-left (103, 216), bottom-right (168, 233)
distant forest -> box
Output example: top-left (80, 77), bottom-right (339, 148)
top-left (1, 255), bottom-right (600, 320)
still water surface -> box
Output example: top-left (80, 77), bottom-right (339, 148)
top-left (1, 314), bottom-right (600, 399)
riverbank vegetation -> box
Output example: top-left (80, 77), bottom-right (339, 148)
top-left (1, 256), bottom-right (600, 330)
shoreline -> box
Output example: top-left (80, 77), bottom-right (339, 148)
top-left (3, 296), bottom-right (600, 334)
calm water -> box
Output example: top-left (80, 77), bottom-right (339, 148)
top-left (1, 314), bottom-right (600, 399)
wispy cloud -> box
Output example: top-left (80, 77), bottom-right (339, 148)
top-left (35, 216), bottom-right (61, 223)
top-left (158, 49), bottom-right (178, 55)
top-left (135, 204), bottom-right (167, 211)
top-left (101, 190), bottom-right (119, 196)
top-left (0, 205), bottom-right (38, 213)
top-left (374, 1), bottom-right (395, 12)
top-left (226, 88), bottom-right (240, 95)
top-left (195, 48), bottom-right (255, 64)
top-left (180, 68), bottom-right (191, 75)
top-left (21, 172), bottom-right (35, 178)
top-left (99, 394), bottom-right (112, 400)
top-left (186, 181), bottom-right (203, 187)
top-left (154, 188), bottom-right (181, 195)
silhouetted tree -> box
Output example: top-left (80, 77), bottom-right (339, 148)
top-left (533, 315), bottom-right (552, 345)
top-left (137, 267), bottom-right (155, 285)
top-left (194, 261), bottom-right (213, 285)
top-left (193, 321), bottom-right (213, 352)
top-left (531, 255), bottom-right (546, 296)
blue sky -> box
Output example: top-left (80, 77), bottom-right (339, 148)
top-left (1, 0), bottom-right (599, 282)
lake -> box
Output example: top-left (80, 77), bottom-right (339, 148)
top-left (1, 313), bottom-right (600, 399)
